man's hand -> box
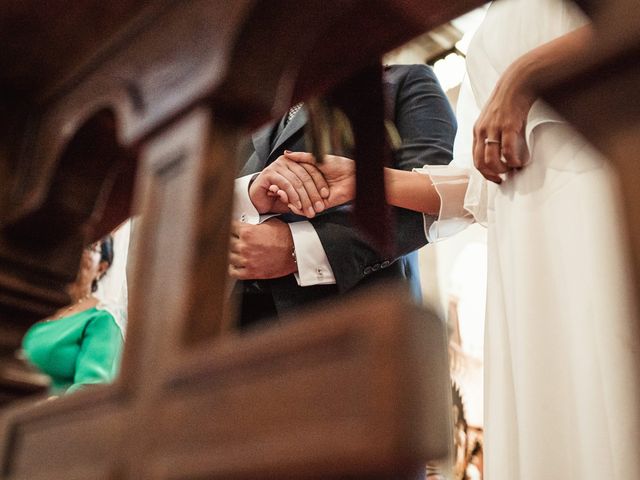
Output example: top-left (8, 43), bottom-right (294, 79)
top-left (248, 155), bottom-right (330, 217)
top-left (228, 218), bottom-right (297, 280)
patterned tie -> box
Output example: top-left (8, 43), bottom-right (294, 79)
top-left (285, 102), bottom-right (303, 125)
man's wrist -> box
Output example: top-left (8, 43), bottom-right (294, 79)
top-left (288, 221), bottom-right (336, 286)
top-left (234, 173), bottom-right (264, 223)
top-left (248, 178), bottom-right (268, 214)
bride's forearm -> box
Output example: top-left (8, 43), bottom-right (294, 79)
top-left (383, 168), bottom-right (441, 214)
top-left (499, 25), bottom-right (594, 100)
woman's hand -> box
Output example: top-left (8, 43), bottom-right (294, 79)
top-left (473, 65), bottom-right (535, 184)
top-left (472, 25), bottom-right (594, 184)
top-left (278, 151), bottom-right (356, 216)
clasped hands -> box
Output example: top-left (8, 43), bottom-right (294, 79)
top-left (248, 151), bottom-right (355, 218)
top-left (228, 152), bottom-right (355, 281)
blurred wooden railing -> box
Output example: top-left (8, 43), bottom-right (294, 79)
top-left (0, 1), bottom-right (486, 478)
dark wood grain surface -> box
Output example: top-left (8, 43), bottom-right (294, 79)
top-left (0, 1), bottom-right (485, 477)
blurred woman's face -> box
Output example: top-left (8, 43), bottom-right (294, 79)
top-left (76, 243), bottom-right (106, 290)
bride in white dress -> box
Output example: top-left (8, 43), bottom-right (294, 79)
top-left (461, 1), bottom-right (640, 478)
top-left (262, 2), bottom-right (640, 476)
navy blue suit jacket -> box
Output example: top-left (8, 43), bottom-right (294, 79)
top-left (240, 64), bottom-right (456, 314)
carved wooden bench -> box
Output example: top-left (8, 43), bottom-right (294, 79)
top-left (0, 1), bottom-right (487, 478)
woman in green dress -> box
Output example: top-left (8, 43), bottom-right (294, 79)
top-left (22, 236), bottom-right (124, 394)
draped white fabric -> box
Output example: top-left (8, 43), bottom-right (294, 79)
top-left (95, 220), bottom-right (130, 336)
top-left (413, 73), bottom-right (487, 239)
top-left (463, 1), bottom-right (640, 479)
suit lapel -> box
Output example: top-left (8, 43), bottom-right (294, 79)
top-left (245, 107), bottom-right (308, 175)
top-left (250, 124), bottom-right (273, 166)
top-left (241, 123), bottom-right (274, 176)
top-left (268, 107), bottom-right (307, 160)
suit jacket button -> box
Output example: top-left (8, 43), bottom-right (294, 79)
top-left (364, 266), bottom-right (373, 275)
top-left (372, 263), bottom-right (381, 271)
top-left (381, 260), bottom-right (390, 269)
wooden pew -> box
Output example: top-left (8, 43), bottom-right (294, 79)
top-left (0, 0), bottom-right (488, 478)
top-left (0, 113), bottom-right (453, 477)
top-left (541, 0), bottom-right (640, 315)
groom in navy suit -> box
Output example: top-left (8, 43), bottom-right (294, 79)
top-left (230, 64), bottom-right (456, 331)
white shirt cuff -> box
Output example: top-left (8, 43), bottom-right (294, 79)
top-left (288, 221), bottom-right (336, 286)
top-left (233, 173), bottom-right (278, 224)
top-left (413, 166), bottom-right (475, 242)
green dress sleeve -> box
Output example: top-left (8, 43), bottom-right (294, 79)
top-left (66, 311), bottom-right (123, 394)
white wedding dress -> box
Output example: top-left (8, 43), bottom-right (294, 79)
top-left (422, 1), bottom-right (640, 478)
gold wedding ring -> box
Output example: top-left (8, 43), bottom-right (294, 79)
top-left (484, 138), bottom-right (501, 146)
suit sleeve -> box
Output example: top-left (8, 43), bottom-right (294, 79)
top-left (310, 64), bottom-right (457, 293)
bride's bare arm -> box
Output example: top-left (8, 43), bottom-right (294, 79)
top-left (384, 168), bottom-right (441, 214)
top-left (273, 151), bottom-right (473, 241)
top-left (280, 151), bottom-right (446, 215)
top-left (473, 25), bottom-right (594, 183)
